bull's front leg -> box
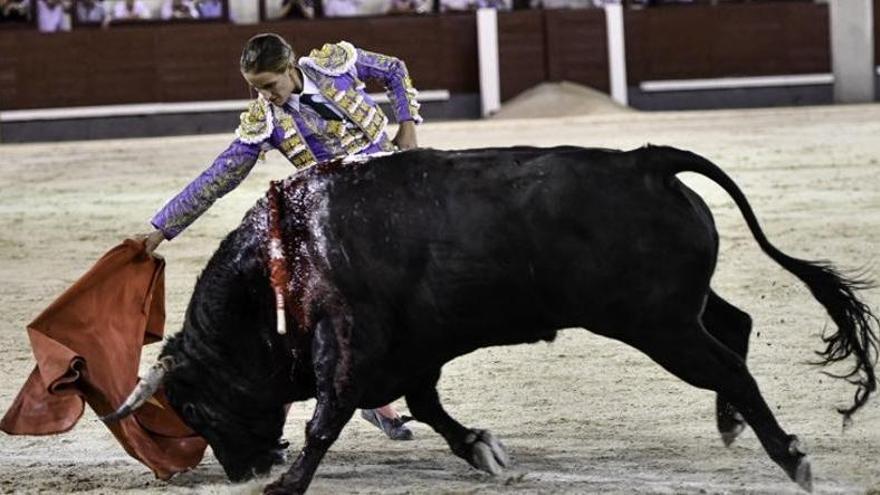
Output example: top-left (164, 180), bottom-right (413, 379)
top-left (264, 316), bottom-right (358, 495)
top-left (406, 371), bottom-right (510, 475)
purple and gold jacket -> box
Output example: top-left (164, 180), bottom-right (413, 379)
top-left (151, 41), bottom-right (422, 240)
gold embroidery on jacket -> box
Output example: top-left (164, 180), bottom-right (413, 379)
top-left (302, 41), bottom-right (358, 76)
top-left (310, 77), bottom-right (388, 145)
top-left (235, 98), bottom-right (273, 144)
top-left (277, 111), bottom-right (296, 137)
top-left (273, 106), bottom-right (317, 170)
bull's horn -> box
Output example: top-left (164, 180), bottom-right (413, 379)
top-left (100, 356), bottom-right (174, 423)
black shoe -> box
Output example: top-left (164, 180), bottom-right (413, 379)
top-left (360, 409), bottom-right (414, 441)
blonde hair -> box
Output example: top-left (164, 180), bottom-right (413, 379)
top-left (240, 33), bottom-right (295, 74)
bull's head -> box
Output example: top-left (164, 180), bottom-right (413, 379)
top-left (103, 339), bottom-right (291, 481)
top-left (103, 214), bottom-right (306, 480)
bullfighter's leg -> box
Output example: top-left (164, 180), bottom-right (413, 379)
top-left (701, 290), bottom-right (753, 446)
top-left (405, 371), bottom-right (510, 475)
top-left (360, 404), bottom-right (414, 440)
top-left (626, 318), bottom-right (812, 491)
top-left (264, 316), bottom-right (358, 495)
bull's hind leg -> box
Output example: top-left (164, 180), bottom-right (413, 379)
top-left (405, 371), bottom-right (510, 475)
top-left (627, 318), bottom-right (812, 491)
top-left (264, 316), bottom-right (358, 495)
top-left (701, 290), bottom-right (752, 446)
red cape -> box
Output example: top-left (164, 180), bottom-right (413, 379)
top-left (1, 240), bottom-right (207, 480)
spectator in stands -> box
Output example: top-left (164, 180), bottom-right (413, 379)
top-left (160, 0), bottom-right (198, 19)
top-left (438, 0), bottom-right (466, 10)
top-left (0, 0), bottom-right (30, 22)
top-left (476, 0), bottom-right (508, 7)
top-left (195, 0), bottom-right (222, 18)
top-left (322, 0), bottom-right (362, 16)
top-left (76, 0), bottom-right (110, 25)
top-left (629, 0), bottom-right (695, 6)
top-left (37, 0), bottom-right (70, 32)
top-left (440, 0), bottom-right (508, 11)
top-left (112, 0), bottom-right (150, 19)
top-left (387, 0), bottom-right (430, 14)
top-left (529, 0), bottom-right (592, 8)
top-left (323, 0), bottom-right (390, 17)
top-left (278, 0), bottom-right (313, 18)
top-left (136, 33), bottom-right (421, 442)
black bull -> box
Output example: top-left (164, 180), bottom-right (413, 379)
top-left (110, 145), bottom-right (878, 493)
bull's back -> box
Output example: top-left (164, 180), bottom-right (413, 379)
top-left (315, 147), bottom-right (716, 342)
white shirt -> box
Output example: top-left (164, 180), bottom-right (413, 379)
top-left (196, 0), bottom-right (222, 18)
top-left (160, 0), bottom-right (198, 18)
top-left (323, 0), bottom-right (363, 17)
top-left (113, 0), bottom-right (150, 19)
top-left (37, 0), bottom-right (69, 32)
top-left (286, 72), bottom-right (346, 120)
top-left (281, 71), bottom-right (368, 152)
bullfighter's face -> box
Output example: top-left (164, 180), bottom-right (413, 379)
top-left (242, 64), bottom-right (302, 107)
top-left (164, 360), bottom-right (288, 481)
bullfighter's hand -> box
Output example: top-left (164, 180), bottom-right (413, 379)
top-left (133, 229), bottom-right (166, 257)
top-left (393, 120), bottom-right (418, 150)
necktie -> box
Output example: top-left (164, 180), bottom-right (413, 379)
top-left (300, 93), bottom-right (343, 121)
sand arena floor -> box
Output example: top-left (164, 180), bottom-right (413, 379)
top-left (1, 104), bottom-right (879, 494)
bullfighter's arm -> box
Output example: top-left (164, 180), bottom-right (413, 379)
top-left (150, 140), bottom-right (261, 240)
top-left (353, 48), bottom-right (422, 125)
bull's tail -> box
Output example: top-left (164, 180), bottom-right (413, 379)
top-left (649, 145), bottom-right (879, 421)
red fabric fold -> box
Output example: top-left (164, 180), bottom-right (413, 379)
top-left (1, 240), bottom-right (207, 480)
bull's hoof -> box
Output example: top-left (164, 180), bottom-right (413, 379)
top-left (781, 436), bottom-right (812, 493)
top-left (716, 398), bottom-right (747, 447)
top-left (263, 484), bottom-right (287, 495)
top-left (719, 415), bottom-right (746, 447)
top-left (466, 429), bottom-right (510, 475)
top-left (793, 457), bottom-right (813, 493)
top-left (263, 478), bottom-right (300, 495)
top-left (789, 438), bottom-right (812, 493)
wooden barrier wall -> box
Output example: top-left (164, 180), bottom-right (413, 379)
top-left (0, 15), bottom-right (480, 110)
top-left (625, 2), bottom-right (830, 83)
top-left (498, 10), bottom-right (547, 102)
top-left (498, 9), bottom-right (608, 101)
top-left (0, 2), bottom-right (848, 111)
